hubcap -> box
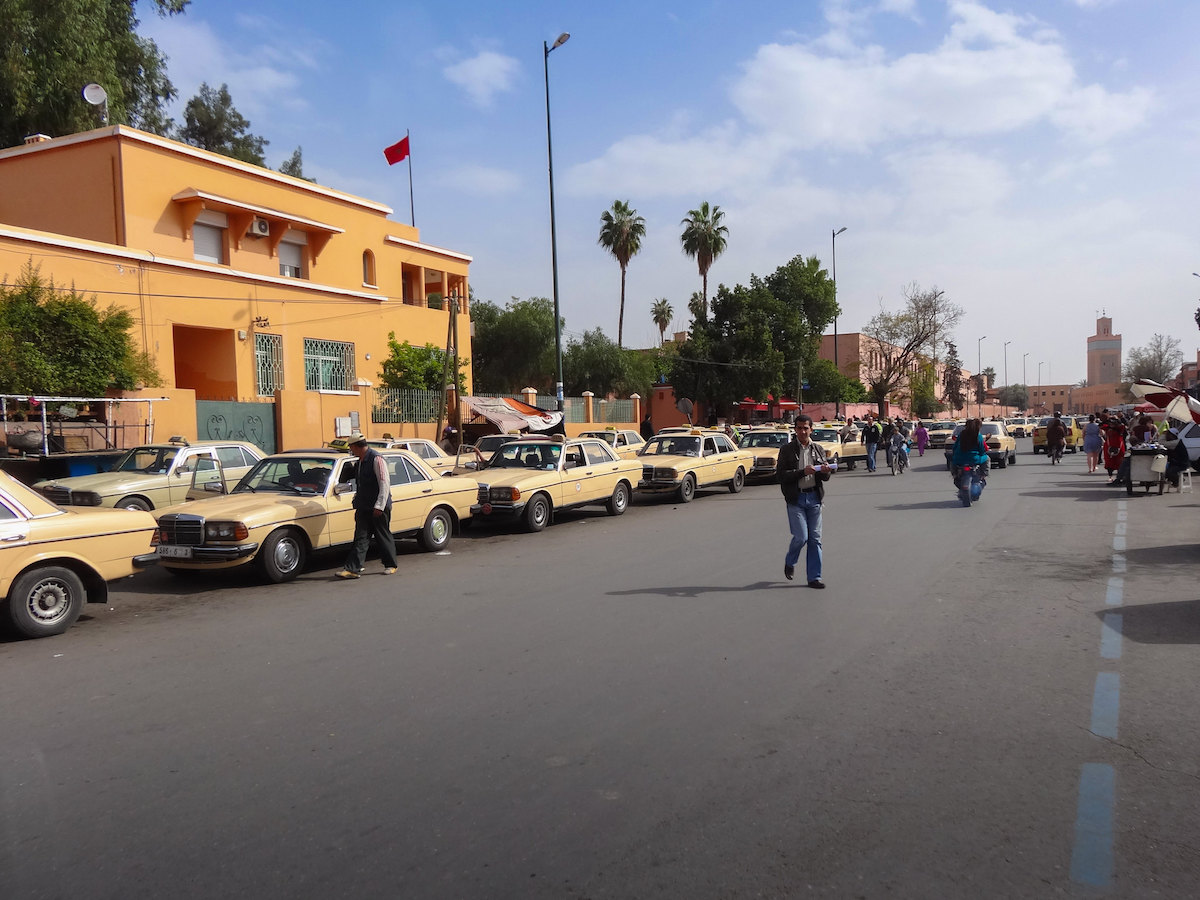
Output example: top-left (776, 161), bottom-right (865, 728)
top-left (274, 538), bottom-right (300, 572)
top-left (27, 581), bottom-right (70, 623)
top-left (431, 516), bottom-right (448, 543)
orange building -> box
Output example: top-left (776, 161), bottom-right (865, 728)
top-left (0, 126), bottom-right (472, 451)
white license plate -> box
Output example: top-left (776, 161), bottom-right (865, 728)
top-left (157, 545), bottom-right (193, 559)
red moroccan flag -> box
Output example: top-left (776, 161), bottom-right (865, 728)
top-left (383, 136), bottom-right (410, 165)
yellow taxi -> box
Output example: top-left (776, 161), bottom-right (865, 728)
top-left (636, 428), bottom-right (755, 502)
top-left (33, 438), bottom-right (263, 511)
top-left (578, 428), bottom-right (646, 459)
top-left (811, 424), bottom-right (868, 470)
top-left (1031, 416), bottom-right (1080, 454)
top-left (1, 469), bottom-right (158, 638)
top-left (328, 435), bottom-right (475, 475)
top-left (152, 449), bottom-right (478, 582)
top-left (470, 435), bottom-right (643, 532)
top-left (737, 424), bottom-right (792, 480)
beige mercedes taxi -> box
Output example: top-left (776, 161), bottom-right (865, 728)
top-left (737, 424), bottom-right (792, 480)
top-left (327, 435), bottom-right (476, 475)
top-left (34, 438), bottom-right (263, 511)
top-left (811, 424), bottom-right (868, 470)
top-left (636, 428), bottom-right (754, 502)
top-left (153, 449), bottom-right (478, 582)
top-left (578, 428), bottom-right (646, 459)
top-left (1, 470), bottom-right (157, 638)
top-left (470, 435), bottom-right (643, 532)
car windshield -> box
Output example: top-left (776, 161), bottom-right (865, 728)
top-left (641, 436), bottom-right (701, 456)
top-left (489, 442), bottom-right (562, 470)
top-left (930, 422), bottom-right (955, 431)
top-left (741, 432), bottom-right (789, 448)
top-left (113, 446), bottom-right (180, 474)
top-left (981, 424), bottom-right (1001, 435)
top-left (474, 436), bottom-right (516, 455)
top-left (237, 457), bottom-right (335, 494)
top-left (811, 429), bottom-right (840, 442)
top-left (583, 432), bottom-right (617, 445)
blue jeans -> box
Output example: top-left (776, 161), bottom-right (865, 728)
top-left (785, 492), bottom-right (823, 582)
top-left (865, 442), bottom-right (878, 471)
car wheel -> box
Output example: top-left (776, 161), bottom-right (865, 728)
top-left (677, 474), bottom-right (697, 503)
top-left (7, 566), bottom-right (86, 638)
top-left (1009, 452), bottom-right (1017, 465)
top-left (524, 494), bottom-right (551, 532)
top-left (606, 481), bottom-right (630, 516)
top-left (417, 507), bottom-right (453, 551)
top-left (117, 497), bottom-right (151, 511)
top-left (728, 468), bottom-right (745, 493)
top-left (998, 456), bottom-right (1007, 469)
top-left (257, 528), bottom-right (307, 583)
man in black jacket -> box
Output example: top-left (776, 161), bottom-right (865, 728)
top-left (778, 415), bottom-right (833, 588)
top-left (860, 414), bottom-right (882, 472)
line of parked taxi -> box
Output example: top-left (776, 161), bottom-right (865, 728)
top-left (3, 427), bottom-right (762, 639)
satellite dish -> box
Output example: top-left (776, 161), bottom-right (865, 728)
top-left (82, 83), bottom-right (109, 124)
top-left (676, 397), bottom-right (694, 424)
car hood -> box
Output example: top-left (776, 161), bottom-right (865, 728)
top-left (155, 490), bottom-right (329, 521)
top-left (34, 471), bottom-right (167, 496)
top-left (474, 469), bottom-right (558, 488)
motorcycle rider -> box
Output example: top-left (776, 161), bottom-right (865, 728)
top-left (950, 418), bottom-right (990, 506)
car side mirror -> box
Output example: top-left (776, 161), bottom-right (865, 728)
top-left (333, 481), bottom-right (355, 496)
top-left (175, 465), bottom-right (190, 475)
top-left (203, 482), bottom-right (224, 493)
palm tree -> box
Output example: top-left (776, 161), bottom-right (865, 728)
top-left (597, 200), bottom-right (646, 348)
top-left (679, 201), bottom-right (729, 320)
top-left (651, 298), bottom-right (673, 345)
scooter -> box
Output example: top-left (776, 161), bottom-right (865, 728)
top-left (953, 463), bottom-right (987, 507)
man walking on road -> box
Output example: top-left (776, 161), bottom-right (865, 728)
top-left (336, 433), bottom-right (398, 579)
top-left (861, 414), bottom-right (882, 472)
top-left (778, 414), bottom-right (833, 588)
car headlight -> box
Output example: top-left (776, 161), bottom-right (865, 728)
top-left (489, 486), bottom-right (520, 502)
top-left (73, 492), bottom-right (103, 507)
top-left (205, 521), bottom-right (249, 541)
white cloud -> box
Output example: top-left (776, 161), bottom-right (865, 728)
top-left (443, 51), bottom-right (520, 108)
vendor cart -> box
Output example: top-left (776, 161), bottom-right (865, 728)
top-left (1126, 445), bottom-right (1167, 496)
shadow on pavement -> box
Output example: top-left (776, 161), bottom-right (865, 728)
top-left (1100, 598), bottom-right (1200, 645)
top-left (1123, 543), bottom-right (1200, 572)
top-left (878, 500), bottom-right (967, 510)
top-left (608, 580), bottom-right (795, 598)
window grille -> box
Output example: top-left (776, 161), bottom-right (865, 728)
top-left (255, 333), bottom-right (284, 396)
top-left (304, 338), bottom-right (356, 391)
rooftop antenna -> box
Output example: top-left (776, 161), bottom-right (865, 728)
top-left (82, 83), bottom-right (108, 125)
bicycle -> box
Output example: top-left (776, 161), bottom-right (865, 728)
top-left (890, 438), bottom-right (909, 475)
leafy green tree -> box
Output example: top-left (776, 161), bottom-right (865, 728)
top-left (563, 329), bottom-right (627, 396)
top-left (0, 264), bottom-right (160, 394)
top-left (279, 146), bottom-right (314, 182)
top-left (377, 334), bottom-right (465, 391)
top-left (177, 83), bottom-right (268, 165)
top-left (862, 284), bottom-right (963, 417)
top-left (679, 201), bottom-right (728, 320)
top-left (805, 357), bottom-right (866, 404)
top-left (996, 384), bottom-right (1028, 410)
top-left (0, 0), bottom-right (187, 147)
top-left (469, 297), bottom-right (557, 393)
top-left (597, 200), bottom-right (646, 348)
top-left (942, 342), bottom-right (967, 414)
top-left (650, 298), bottom-right (673, 345)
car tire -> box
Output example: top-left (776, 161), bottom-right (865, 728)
top-left (1009, 452), bottom-right (1017, 465)
top-left (998, 456), bottom-right (1007, 469)
top-left (524, 494), bottom-right (551, 532)
top-left (417, 507), bottom-right (453, 551)
top-left (728, 468), bottom-right (745, 493)
top-left (117, 497), bottom-right (152, 511)
top-left (606, 481), bottom-right (630, 516)
top-left (677, 474), bottom-right (696, 503)
top-left (257, 527), bottom-right (307, 583)
top-left (6, 566), bottom-right (86, 638)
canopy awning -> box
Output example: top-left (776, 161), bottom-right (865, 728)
top-left (461, 396), bottom-right (563, 433)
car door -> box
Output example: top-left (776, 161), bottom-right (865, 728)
top-left (168, 449), bottom-right (218, 505)
top-left (217, 445), bottom-right (257, 489)
top-left (579, 440), bottom-right (623, 501)
top-left (385, 454), bottom-right (435, 533)
top-left (558, 443), bottom-right (594, 505)
top-left (324, 459), bottom-right (359, 547)
top-left (0, 494), bottom-right (32, 586)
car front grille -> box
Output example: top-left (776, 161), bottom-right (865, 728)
top-left (158, 513), bottom-right (205, 546)
top-left (39, 486), bottom-right (72, 505)
top-left (477, 484), bottom-right (489, 504)
top-left (755, 455), bottom-right (775, 467)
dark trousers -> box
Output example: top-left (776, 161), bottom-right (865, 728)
top-left (344, 505), bottom-right (398, 572)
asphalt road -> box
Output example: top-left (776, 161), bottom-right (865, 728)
top-left (3, 441), bottom-right (1198, 898)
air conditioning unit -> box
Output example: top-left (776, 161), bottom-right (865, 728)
top-left (250, 217), bottom-right (270, 236)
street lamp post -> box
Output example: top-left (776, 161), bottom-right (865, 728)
top-left (1003, 340), bottom-right (1011, 416)
top-left (977, 336), bottom-right (986, 418)
top-left (543, 32), bottom-right (570, 414)
top-left (1038, 361), bottom-right (1044, 414)
top-left (1022, 352), bottom-right (1029, 412)
top-left (831, 226), bottom-right (847, 418)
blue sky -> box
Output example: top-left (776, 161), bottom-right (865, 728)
top-left (139, 0), bottom-right (1200, 385)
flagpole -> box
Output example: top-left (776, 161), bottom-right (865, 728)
top-left (406, 129), bottom-right (415, 227)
